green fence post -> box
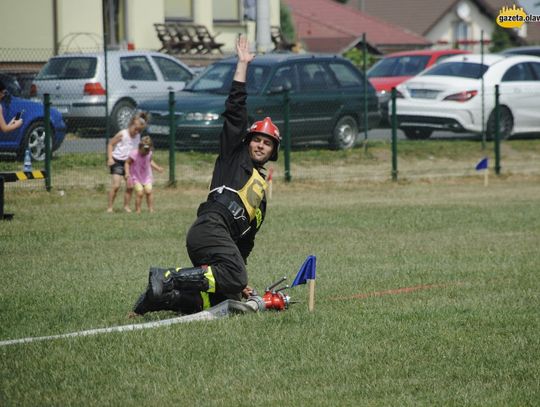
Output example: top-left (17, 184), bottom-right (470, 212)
top-left (480, 30), bottom-right (486, 151)
top-left (391, 87), bottom-right (398, 182)
top-left (494, 84), bottom-right (501, 175)
top-left (44, 93), bottom-right (52, 191)
top-left (102, 3), bottom-right (111, 144)
top-left (168, 91), bottom-right (176, 186)
top-left (362, 32), bottom-right (368, 152)
top-left (283, 89), bottom-right (291, 182)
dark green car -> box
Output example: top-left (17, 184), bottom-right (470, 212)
top-left (142, 53), bottom-right (380, 150)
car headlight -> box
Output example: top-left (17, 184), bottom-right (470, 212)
top-left (185, 112), bottom-right (220, 121)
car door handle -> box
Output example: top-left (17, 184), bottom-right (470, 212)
top-left (130, 85), bottom-right (137, 89)
top-left (167, 86), bottom-right (174, 90)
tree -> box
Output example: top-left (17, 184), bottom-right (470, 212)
top-left (280, 1), bottom-right (296, 42)
top-left (489, 23), bottom-right (518, 53)
top-left (343, 47), bottom-right (376, 70)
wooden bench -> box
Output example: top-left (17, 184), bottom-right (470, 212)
top-left (155, 23), bottom-right (224, 55)
top-left (271, 26), bottom-right (295, 52)
top-left (154, 23), bottom-right (194, 54)
top-left (193, 25), bottom-right (224, 54)
top-left (0, 170), bottom-right (47, 220)
top-left (154, 23), bottom-right (177, 54)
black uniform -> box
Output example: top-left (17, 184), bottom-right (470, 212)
top-left (133, 80), bottom-right (269, 315)
top-left (186, 79), bottom-right (268, 304)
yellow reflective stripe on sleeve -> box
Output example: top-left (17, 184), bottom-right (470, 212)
top-left (200, 292), bottom-right (211, 310)
top-left (204, 266), bottom-right (216, 293)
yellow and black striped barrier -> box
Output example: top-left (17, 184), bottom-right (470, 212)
top-left (0, 170), bottom-right (47, 220)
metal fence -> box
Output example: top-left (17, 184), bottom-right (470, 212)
top-left (1, 47), bottom-right (539, 194)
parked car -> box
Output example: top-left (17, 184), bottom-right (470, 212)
top-left (367, 49), bottom-right (471, 122)
top-left (30, 50), bottom-right (194, 133)
top-left (142, 53), bottom-right (380, 150)
top-left (501, 46), bottom-right (540, 57)
top-left (395, 54), bottom-right (540, 139)
top-left (1, 76), bottom-right (66, 161)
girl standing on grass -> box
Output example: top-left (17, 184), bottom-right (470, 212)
top-left (106, 111), bottom-right (148, 213)
top-left (125, 136), bottom-right (164, 213)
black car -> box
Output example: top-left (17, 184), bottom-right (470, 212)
top-left (143, 53), bottom-right (380, 150)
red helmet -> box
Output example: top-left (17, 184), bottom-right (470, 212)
top-left (248, 117), bottom-right (281, 161)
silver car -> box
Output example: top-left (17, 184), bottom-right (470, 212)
top-left (30, 50), bottom-right (194, 133)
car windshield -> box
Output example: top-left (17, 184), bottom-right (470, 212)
top-left (422, 62), bottom-right (488, 79)
top-left (367, 55), bottom-right (430, 78)
top-left (36, 57), bottom-right (97, 80)
top-left (185, 63), bottom-right (270, 94)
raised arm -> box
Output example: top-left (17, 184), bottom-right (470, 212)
top-left (233, 35), bottom-right (254, 83)
top-left (219, 36), bottom-right (255, 156)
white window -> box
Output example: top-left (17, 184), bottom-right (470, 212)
top-left (165, 0), bottom-right (193, 20)
top-left (454, 21), bottom-right (470, 49)
top-left (213, 0), bottom-right (241, 21)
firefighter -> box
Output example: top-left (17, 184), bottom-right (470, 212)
top-left (131, 35), bottom-right (281, 316)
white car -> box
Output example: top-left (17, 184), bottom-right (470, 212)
top-left (395, 54), bottom-right (540, 139)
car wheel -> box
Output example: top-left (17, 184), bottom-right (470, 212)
top-left (17, 121), bottom-right (48, 161)
top-left (330, 115), bottom-right (358, 149)
top-left (402, 128), bottom-right (432, 140)
top-left (111, 100), bottom-right (136, 133)
top-left (486, 107), bottom-right (513, 140)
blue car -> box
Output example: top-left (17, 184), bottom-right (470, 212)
top-left (1, 74), bottom-right (66, 161)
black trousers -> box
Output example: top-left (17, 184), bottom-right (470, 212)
top-left (186, 212), bottom-right (247, 302)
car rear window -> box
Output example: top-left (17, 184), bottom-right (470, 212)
top-left (422, 62), bottom-right (488, 79)
top-left (298, 63), bottom-right (335, 91)
top-left (328, 62), bottom-right (363, 88)
top-left (152, 56), bottom-right (193, 82)
top-left (36, 57), bottom-right (97, 80)
top-left (368, 55), bottom-right (430, 78)
top-left (120, 56), bottom-right (157, 81)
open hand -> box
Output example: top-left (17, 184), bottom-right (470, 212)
top-left (236, 35), bottom-right (254, 64)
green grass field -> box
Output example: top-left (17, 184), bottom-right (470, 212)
top-left (1, 148), bottom-right (539, 406)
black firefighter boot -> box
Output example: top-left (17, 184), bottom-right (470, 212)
top-left (149, 266), bottom-right (212, 299)
top-left (132, 289), bottom-right (204, 315)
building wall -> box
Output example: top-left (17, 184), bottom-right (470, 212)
top-left (0, 0), bottom-right (281, 63)
top-left (0, 0), bottom-right (55, 61)
top-left (56, 0), bottom-right (102, 52)
top-left (423, 0), bottom-right (494, 52)
top-left (127, 0), bottom-right (164, 50)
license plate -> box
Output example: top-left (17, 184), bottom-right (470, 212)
top-left (147, 125), bottom-right (170, 135)
top-left (409, 89), bottom-right (439, 99)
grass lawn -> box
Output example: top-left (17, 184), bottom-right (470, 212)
top-left (0, 151), bottom-right (539, 405)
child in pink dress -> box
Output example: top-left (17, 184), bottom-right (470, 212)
top-left (106, 111), bottom-right (148, 213)
top-left (125, 136), bottom-right (164, 213)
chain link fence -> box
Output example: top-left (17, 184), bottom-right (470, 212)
top-left (1, 47), bottom-right (539, 194)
